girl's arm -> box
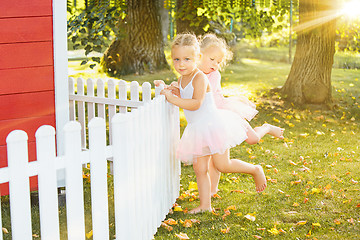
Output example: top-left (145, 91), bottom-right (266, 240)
top-left (161, 74), bottom-right (207, 111)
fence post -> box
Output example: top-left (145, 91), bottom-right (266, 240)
top-left (155, 84), bottom-right (164, 97)
top-left (118, 80), bottom-right (127, 113)
top-left (36, 125), bottom-right (60, 240)
top-left (130, 109), bottom-right (143, 239)
top-left (142, 82), bottom-right (151, 102)
top-left (143, 102), bottom-right (155, 237)
top-left (108, 78), bottom-right (117, 144)
top-left (76, 78), bottom-right (86, 148)
top-left (130, 81), bottom-right (139, 106)
top-left (68, 77), bottom-right (76, 121)
top-left (137, 106), bottom-right (149, 239)
top-left (154, 96), bottom-right (164, 221)
top-left (64, 121), bottom-right (85, 240)
top-left (88, 118), bottom-right (109, 240)
top-left (112, 113), bottom-right (136, 240)
top-left (97, 78), bottom-right (106, 119)
top-left (148, 100), bottom-right (159, 233)
top-left (6, 130), bottom-right (32, 240)
top-left (87, 78), bottom-right (96, 122)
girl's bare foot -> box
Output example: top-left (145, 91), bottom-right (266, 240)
top-left (264, 123), bottom-right (284, 139)
top-left (188, 206), bottom-right (213, 214)
top-left (253, 165), bottom-right (267, 193)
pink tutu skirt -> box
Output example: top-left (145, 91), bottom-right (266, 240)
top-left (177, 108), bottom-right (249, 164)
top-left (213, 93), bottom-right (258, 121)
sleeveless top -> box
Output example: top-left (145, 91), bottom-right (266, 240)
top-left (179, 71), bottom-right (216, 123)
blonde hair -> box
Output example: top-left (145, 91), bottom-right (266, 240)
top-left (199, 33), bottom-right (233, 69)
top-left (171, 33), bottom-right (200, 54)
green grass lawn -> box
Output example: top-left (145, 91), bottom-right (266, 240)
top-left (153, 60), bottom-right (360, 239)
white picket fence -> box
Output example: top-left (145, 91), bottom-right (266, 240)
top-left (68, 77), bottom-right (162, 148)
top-left (0, 78), bottom-right (180, 240)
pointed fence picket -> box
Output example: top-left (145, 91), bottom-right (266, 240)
top-left (0, 80), bottom-right (180, 240)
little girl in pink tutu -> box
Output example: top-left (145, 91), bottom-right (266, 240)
top-left (156, 33), bottom-right (267, 214)
top-left (198, 33), bottom-right (285, 197)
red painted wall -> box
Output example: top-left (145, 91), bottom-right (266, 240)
top-left (0, 0), bottom-right (56, 195)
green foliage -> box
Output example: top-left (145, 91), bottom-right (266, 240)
top-left (336, 17), bottom-right (360, 53)
top-left (175, 0), bottom-right (297, 41)
top-left (67, 2), bottom-right (126, 68)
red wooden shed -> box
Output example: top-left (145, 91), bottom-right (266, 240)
top-left (0, 0), bottom-right (69, 195)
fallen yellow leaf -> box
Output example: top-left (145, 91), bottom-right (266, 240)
top-left (213, 193), bottom-right (222, 199)
top-left (221, 227), bottom-right (230, 233)
top-left (183, 219), bottom-right (192, 228)
top-left (188, 181), bottom-right (198, 191)
top-left (289, 160), bottom-right (298, 166)
top-left (164, 218), bottom-right (178, 225)
top-left (86, 230), bottom-right (93, 239)
top-left (267, 227), bottom-right (279, 235)
top-left (226, 205), bottom-right (236, 211)
top-left (175, 232), bottom-right (190, 239)
top-left (2, 228), bottom-right (9, 234)
top-left (311, 188), bottom-right (322, 194)
top-left (253, 235), bottom-right (263, 239)
top-left (230, 189), bottom-right (245, 193)
top-left (174, 206), bottom-right (183, 212)
top-left (161, 222), bottom-right (173, 231)
top-left (312, 222), bottom-right (321, 227)
top-left (296, 220), bottom-right (307, 225)
top-left (244, 214), bottom-right (256, 222)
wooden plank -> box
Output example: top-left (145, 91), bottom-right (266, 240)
top-left (0, 42), bottom-right (53, 70)
top-left (0, 91), bottom-right (55, 121)
top-left (0, 114), bottom-right (56, 146)
top-left (0, 0), bottom-right (52, 18)
top-left (0, 66), bottom-right (54, 95)
top-left (0, 17), bottom-right (53, 44)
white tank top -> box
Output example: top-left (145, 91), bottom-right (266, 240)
top-left (179, 71), bottom-right (216, 123)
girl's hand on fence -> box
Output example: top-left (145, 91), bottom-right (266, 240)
top-left (168, 85), bottom-right (180, 97)
top-left (154, 80), bottom-right (166, 87)
top-left (170, 81), bottom-right (179, 87)
top-left (160, 88), bottom-right (176, 101)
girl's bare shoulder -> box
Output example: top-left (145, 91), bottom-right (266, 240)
top-left (193, 71), bottom-right (207, 83)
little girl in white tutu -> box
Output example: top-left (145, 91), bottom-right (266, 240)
top-left (157, 33), bottom-right (267, 214)
top-left (198, 33), bottom-right (285, 197)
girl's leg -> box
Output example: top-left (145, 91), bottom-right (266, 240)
top-left (212, 149), bottom-right (267, 193)
top-left (190, 155), bottom-right (212, 214)
top-left (245, 123), bottom-right (284, 145)
top-left (209, 157), bottom-right (221, 196)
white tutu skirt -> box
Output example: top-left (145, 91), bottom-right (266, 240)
top-left (177, 108), bottom-right (249, 164)
top-left (214, 93), bottom-right (258, 121)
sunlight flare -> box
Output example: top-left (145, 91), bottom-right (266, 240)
top-left (341, 0), bottom-right (360, 18)
top-left (293, 10), bottom-right (340, 33)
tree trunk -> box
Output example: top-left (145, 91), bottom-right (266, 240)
top-left (158, 1), bottom-right (170, 45)
top-left (102, 0), bottom-right (168, 76)
top-left (281, 0), bottom-right (338, 105)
